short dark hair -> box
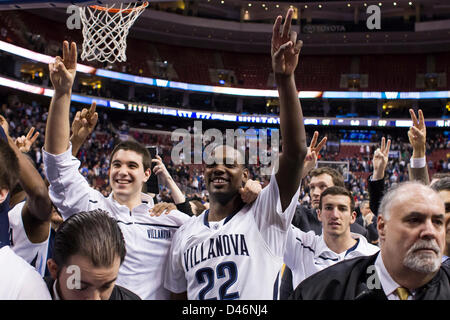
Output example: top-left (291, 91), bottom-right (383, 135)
top-left (431, 177), bottom-right (450, 192)
top-left (110, 140), bottom-right (151, 171)
top-left (431, 172), bottom-right (450, 181)
top-left (53, 209), bottom-right (126, 269)
top-left (310, 167), bottom-right (345, 188)
top-left (319, 186), bottom-right (355, 212)
top-left (0, 138), bottom-right (19, 191)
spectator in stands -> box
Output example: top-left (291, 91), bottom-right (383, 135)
top-left (45, 209), bottom-right (140, 300)
top-left (283, 186), bottom-right (379, 299)
top-left (290, 181), bottom-right (449, 300)
top-left (0, 137), bottom-right (51, 300)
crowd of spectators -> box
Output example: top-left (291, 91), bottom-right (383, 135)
top-left (1, 95), bottom-right (449, 209)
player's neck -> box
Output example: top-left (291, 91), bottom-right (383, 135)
top-left (113, 192), bottom-right (142, 211)
top-left (324, 232), bottom-right (356, 254)
top-left (208, 195), bottom-right (244, 222)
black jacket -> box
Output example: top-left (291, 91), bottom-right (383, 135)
top-left (290, 253), bottom-right (450, 300)
top-left (44, 277), bottom-right (141, 300)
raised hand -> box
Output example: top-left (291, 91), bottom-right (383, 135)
top-left (271, 8), bottom-right (303, 76)
top-left (408, 109), bottom-right (426, 158)
top-left (71, 102), bottom-right (98, 144)
top-left (49, 41), bottom-right (77, 93)
top-left (239, 179), bottom-right (262, 204)
top-left (15, 127), bottom-right (39, 153)
top-left (152, 155), bottom-right (171, 184)
top-left (302, 131), bottom-right (327, 178)
top-left (372, 137), bottom-right (391, 180)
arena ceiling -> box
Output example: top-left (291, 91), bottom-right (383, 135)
top-left (1, 0), bottom-right (450, 53)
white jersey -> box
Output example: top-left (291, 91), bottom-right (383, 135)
top-left (284, 226), bottom-right (380, 289)
top-left (8, 201), bottom-right (50, 276)
top-left (164, 174), bottom-right (300, 300)
top-left (0, 246), bottom-right (51, 300)
top-left (43, 145), bottom-right (191, 300)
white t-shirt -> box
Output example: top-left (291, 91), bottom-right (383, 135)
top-left (0, 246), bottom-right (51, 300)
top-left (164, 174), bottom-right (300, 300)
top-left (8, 201), bottom-right (50, 276)
top-left (284, 226), bottom-right (380, 289)
top-left (43, 145), bottom-right (191, 300)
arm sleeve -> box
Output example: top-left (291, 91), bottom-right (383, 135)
top-left (176, 200), bottom-right (193, 216)
top-left (43, 144), bottom-right (100, 220)
top-left (164, 227), bottom-right (188, 294)
top-left (367, 175), bottom-right (386, 217)
top-left (407, 163), bottom-right (430, 185)
top-left (252, 174), bottom-right (301, 258)
top-left (15, 269), bottom-right (52, 300)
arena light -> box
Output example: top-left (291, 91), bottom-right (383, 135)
top-left (1, 40), bottom-right (450, 100)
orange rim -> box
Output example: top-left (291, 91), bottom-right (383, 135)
top-left (89, 1), bottom-right (149, 14)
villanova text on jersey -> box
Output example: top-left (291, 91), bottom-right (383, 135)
top-left (147, 228), bottom-right (172, 240)
top-left (183, 234), bottom-right (250, 271)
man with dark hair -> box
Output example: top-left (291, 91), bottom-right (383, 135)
top-left (431, 177), bottom-right (450, 265)
top-left (291, 181), bottom-right (450, 300)
top-left (165, 9), bottom-right (307, 299)
top-left (45, 209), bottom-right (140, 300)
top-left (0, 125), bottom-right (16, 248)
top-left (282, 186), bottom-right (379, 299)
top-left (292, 166), bottom-right (367, 236)
top-left (0, 138), bottom-right (51, 299)
top-left (0, 116), bottom-right (53, 276)
top-left (43, 41), bottom-right (190, 299)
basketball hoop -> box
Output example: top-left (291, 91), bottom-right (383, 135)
top-left (79, 2), bottom-right (148, 63)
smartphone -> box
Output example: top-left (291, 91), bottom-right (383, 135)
top-left (146, 146), bottom-right (160, 195)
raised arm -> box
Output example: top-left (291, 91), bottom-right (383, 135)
top-left (70, 102), bottom-right (98, 157)
top-left (368, 137), bottom-right (390, 216)
top-left (272, 9), bottom-right (308, 210)
top-left (407, 109), bottom-right (430, 185)
top-left (0, 117), bottom-right (51, 243)
top-left (152, 155), bottom-right (186, 205)
top-left (44, 41), bottom-right (77, 155)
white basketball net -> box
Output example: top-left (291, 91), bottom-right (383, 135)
top-left (79, 2), bottom-right (148, 63)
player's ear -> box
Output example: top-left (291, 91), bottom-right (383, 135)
top-left (47, 259), bottom-right (59, 281)
top-left (377, 215), bottom-right (386, 241)
top-left (143, 167), bottom-right (151, 183)
top-left (242, 167), bottom-right (249, 183)
top-left (350, 210), bottom-right (357, 224)
top-left (0, 188), bottom-right (9, 204)
top-left (317, 208), bottom-right (323, 222)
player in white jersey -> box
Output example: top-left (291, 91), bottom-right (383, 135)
top-left (0, 117), bottom-right (53, 275)
top-left (164, 8), bottom-right (307, 300)
top-left (284, 186), bottom-right (380, 295)
top-left (8, 201), bottom-right (50, 276)
top-left (0, 245), bottom-right (51, 300)
top-left (42, 41), bottom-right (194, 299)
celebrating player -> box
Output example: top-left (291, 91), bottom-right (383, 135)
top-left (43, 41), bottom-right (191, 300)
top-left (164, 8), bottom-right (307, 300)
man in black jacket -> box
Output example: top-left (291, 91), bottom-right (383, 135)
top-left (45, 209), bottom-right (140, 300)
top-left (290, 181), bottom-right (449, 300)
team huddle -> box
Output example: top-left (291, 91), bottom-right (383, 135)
top-left (0, 9), bottom-right (449, 300)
